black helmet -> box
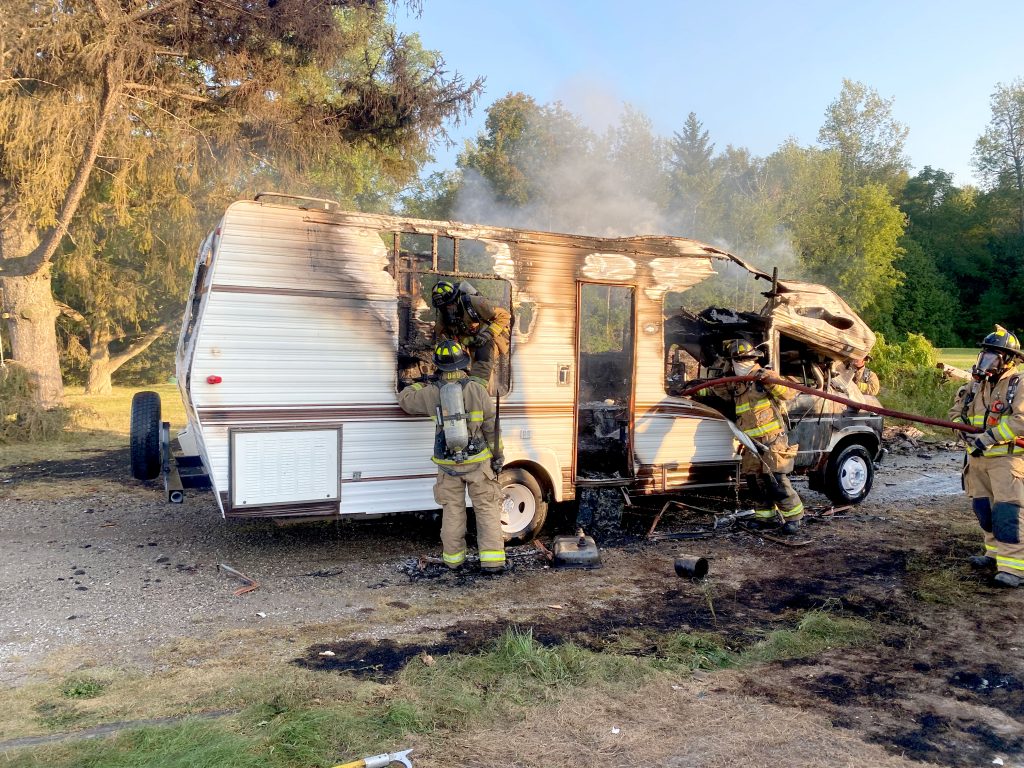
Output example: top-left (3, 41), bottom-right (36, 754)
top-left (433, 340), bottom-right (471, 372)
top-left (723, 339), bottom-right (759, 360)
top-left (981, 325), bottom-right (1023, 357)
top-left (431, 280), bottom-right (459, 308)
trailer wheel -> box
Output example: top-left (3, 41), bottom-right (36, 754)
top-left (499, 467), bottom-right (548, 544)
top-left (130, 391), bottom-right (162, 481)
top-left (823, 443), bottom-right (874, 505)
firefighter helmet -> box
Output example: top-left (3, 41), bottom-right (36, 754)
top-left (431, 280), bottom-right (459, 308)
top-left (723, 339), bottom-right (760, 360)
top-left (981, 325), bottom-right (1023, 358)
top-left (433, 339), bottom-right (471, 372)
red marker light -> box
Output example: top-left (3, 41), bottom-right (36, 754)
top-left (207, 375), bottom-right (222, 384)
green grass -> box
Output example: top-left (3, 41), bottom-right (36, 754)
top-left (936, 348), bottom-right (976, 372)
top-left (740, 609), bottom-right (875, 664)
top-left (0, 616), bottom-right (879, 767)
top-left (60, 678), bottom-right (107, 701)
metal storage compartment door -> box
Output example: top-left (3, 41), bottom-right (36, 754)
top-left (230, 428), bottom-right (341, 508)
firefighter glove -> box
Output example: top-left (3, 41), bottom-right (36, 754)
top-left (970, 437), bottom-right (987, 457)
top-left (470, 327), bottom-right (494, 347)
top-left (752, 368), bottom-right (769, 380)
top-left (491, 455), bottom-right (504, 474)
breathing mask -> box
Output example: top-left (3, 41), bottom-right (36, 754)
top-left (975, 349), bottom-right (1006, 379)
top-left (732, 359), bottom-right (757, 377)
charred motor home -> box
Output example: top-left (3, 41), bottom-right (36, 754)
top-left (129, 193), bottom-right (884, 541)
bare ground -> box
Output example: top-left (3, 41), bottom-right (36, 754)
top-left (1, 444), bottom-right (1022, 766)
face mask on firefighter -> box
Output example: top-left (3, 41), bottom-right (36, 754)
top-left (976, 349), bottom-right (1006, 377)
top-left (732, 359), bottom-right (756, 377)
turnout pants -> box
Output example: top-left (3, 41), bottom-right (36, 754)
top-left (741, 433), bottom-right (804, 522)
top-left (434, 462), bottom-right (506, 571)
top-left (965, 455), bottom-right (1024, 577)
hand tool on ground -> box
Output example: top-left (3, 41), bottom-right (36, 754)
top-left (217, 563), bottom-right (260, 596)
top-left (331, 748), bottom-right (413, 768)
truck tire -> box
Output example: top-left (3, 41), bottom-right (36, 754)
top-left (823, 443), bottom-right (874, 505)
top-left (499, 467), bottom-right (548, 544)
top-left (130, 391), bottom-right (162, 481)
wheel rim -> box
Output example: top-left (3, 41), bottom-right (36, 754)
top-left (839, 455), bottom-right (869, 496)
top-left (500, 482), bottom-right (536, 534)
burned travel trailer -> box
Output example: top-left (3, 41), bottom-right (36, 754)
top-left (129, 193), bottom-right (882, 541)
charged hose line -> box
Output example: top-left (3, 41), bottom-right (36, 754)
top-left (676, 374), bottom-right (1024, 448)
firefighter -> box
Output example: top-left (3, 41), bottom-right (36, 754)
top-left (431, 280), bottom-right (511, 391)
top-left (703, 339), bottom-right (804, 534)
top-left (949, 325), bottom-right (1024, 588)
top-left (398, 339), bottom-right (506, 573)
top-left (853, 357), bottom-right (880, 396)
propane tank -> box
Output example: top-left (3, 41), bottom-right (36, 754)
top-left (439, 381), bottom-right (469, 454)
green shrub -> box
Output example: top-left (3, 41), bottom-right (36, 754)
top-left (870, 333), bottom-right (961, 420)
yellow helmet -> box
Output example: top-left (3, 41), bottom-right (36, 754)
top-left (433, 340), bottom-right (471, 372)
top-left (723, 339), bottom-right (759, 360)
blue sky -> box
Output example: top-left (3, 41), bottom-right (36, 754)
top-left (395, 1), bottom-right (1024, 186)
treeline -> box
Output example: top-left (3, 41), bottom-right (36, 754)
top-left (403, 80), bottom-right (1024, 348)
top-left (4, 0), bottom-right (1024, 408)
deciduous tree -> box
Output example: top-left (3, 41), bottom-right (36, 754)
top-left (818, 79), bottom-right (909, 189)
top-left (0, 1), bottom-right (481, 404)
top-left (973, 78), bottom-right (1024, 233)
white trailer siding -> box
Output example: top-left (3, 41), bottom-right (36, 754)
top-left (180, 199), bottom-right (740, 519)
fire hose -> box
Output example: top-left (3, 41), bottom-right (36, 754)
top-left (676, 374), bottom-right (1023, 449)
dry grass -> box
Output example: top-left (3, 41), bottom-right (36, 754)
top-left (442, 672), bottom-right (922, 768)
top-left (1, 383), bottom-right (185, 472)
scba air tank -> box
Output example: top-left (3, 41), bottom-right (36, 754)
top-left (439, 381), bottom-right (469, 453)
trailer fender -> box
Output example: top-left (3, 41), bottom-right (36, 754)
top-left (502, 447), bottom-right (563, 502)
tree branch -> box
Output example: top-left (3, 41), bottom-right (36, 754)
top-left (56, 301), bottom-right (87, 324)
top-left (127, 0), bottom-right (190, 23)
top-left (109, 322), bottom-right (170, 368)
top-left (124, 82), bottom-right (213, 105)
top-left (2, 57), bottom-right (123, 278)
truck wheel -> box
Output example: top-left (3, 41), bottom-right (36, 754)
top-left (499, 467), bottom-right (548, 544)
top-left (823, 443), bottom-right (874, 504)
top-left (130, 391), bottom-right (162, 481)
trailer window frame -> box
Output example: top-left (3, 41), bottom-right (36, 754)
top-left (387, 229), bottom-right (515, 396)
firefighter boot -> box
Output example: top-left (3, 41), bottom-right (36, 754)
top-left (780, 520), bottom-right (802, 536)
top-left (968, 555), bottom-right (996, 569)
top-left (995, 572), bottom-right (1022, 588)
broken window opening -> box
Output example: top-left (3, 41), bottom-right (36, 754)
top-left (389, 231), bottom-right (514, 396)
top-left (576, 284), bottom-right (635, 483)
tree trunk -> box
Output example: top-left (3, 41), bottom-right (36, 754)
top-left (0, 269), bottom-right (64, 406)
top-left (83, 322), bottom-right (169, 395)
top-left (86, 336), bottom-right (114, 395)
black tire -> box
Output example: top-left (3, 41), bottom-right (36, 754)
top-left (498, 467), bottom-right (549, 544)
top-left (823, 443), bottom-right (874, 505)
top-left (130, 391), bottom-right (162, 481)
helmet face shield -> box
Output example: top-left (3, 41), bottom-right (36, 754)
top-left (977, 349), bottom-right (1005, 377)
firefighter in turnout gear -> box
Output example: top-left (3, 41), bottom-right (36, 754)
top-left (853, 357), bottom-right (880, 396)
top-left (432, 280), bottom-right (511, 392)
top-left (949, 325), bottom-right (1024, 588)
top-left (398, 340), bottom-right (506, 573)
top-left (703, 339), bottom-right (805, 534)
